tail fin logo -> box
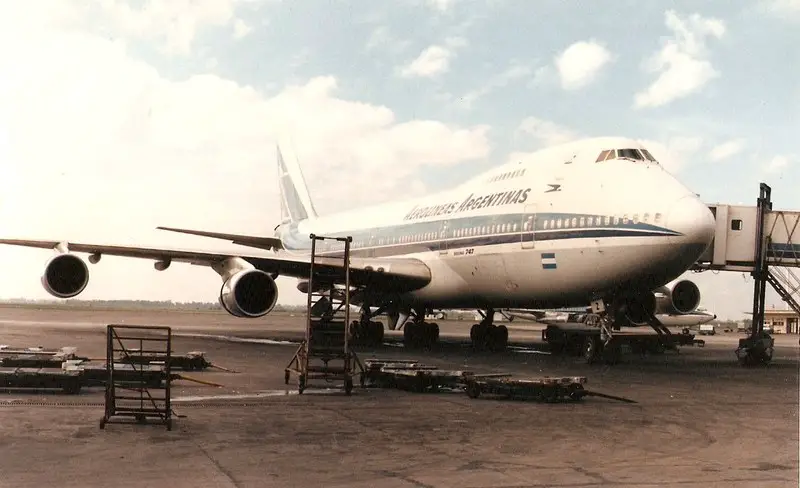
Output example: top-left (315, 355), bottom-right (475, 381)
top-left (277, 145), bottom-right (317, 224)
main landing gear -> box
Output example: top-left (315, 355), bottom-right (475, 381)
top-left (403, 313), bottom-right (440, 349)
top-left (470, 309), bottom-right (508, 351)
top-left (350, 306), bottom-right (385, 347)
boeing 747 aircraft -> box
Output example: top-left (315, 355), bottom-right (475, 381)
top-left (0, 136), bottom-right (716, 350)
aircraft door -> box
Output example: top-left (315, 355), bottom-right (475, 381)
top-left (438, 220), bottom-right (449, 255)
top-left (521, 204), bottom-right (536, 249)
top-left (367, 230), bottom-right (376, 258)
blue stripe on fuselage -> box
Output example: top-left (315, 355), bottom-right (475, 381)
top-left (278, 212), bottom-right (681, 258)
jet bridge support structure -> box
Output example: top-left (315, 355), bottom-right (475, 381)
top-left (693, 183), bottom-right (800, 365)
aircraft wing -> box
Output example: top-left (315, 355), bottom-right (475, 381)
top-left (155, 226), bottom-right (284, 251)
top-left (0, 238), bottom-right (432, 292)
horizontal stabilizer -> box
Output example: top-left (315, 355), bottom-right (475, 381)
top-left (156, 227), bottom-right (283, 251)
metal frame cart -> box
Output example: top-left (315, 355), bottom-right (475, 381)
top-left (99, 324), bottom-right (173, 430)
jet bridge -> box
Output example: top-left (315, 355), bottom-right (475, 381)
top-left (692, 183), bottom-right (800, 365)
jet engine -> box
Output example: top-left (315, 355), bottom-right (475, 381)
top-left (654, 279), bottom-right (701, 315)
top-left (619, 291), bottom-right (657, 326)
top-left (41, 253), bottom-right (89, 299)
top-left (219, 269), bottom-right (279, 318)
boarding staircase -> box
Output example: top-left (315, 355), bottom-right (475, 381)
top-left (766, 267), bottom-right (800, 314)
top-left (285, 234), bottom-right (364, 394)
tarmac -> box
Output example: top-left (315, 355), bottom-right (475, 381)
top-left (0, 305), bottom-right (797, 488)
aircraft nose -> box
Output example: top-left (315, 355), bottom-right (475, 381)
top-left (666, 195), bottom-right (715, 249)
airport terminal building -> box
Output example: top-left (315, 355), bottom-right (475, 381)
top-left (764, 307), bottom-right (800, 334)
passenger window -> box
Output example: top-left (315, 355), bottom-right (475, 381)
top-left (579, 217), bottom-right (585, 227)
top-left (571, 218), bottom-right (577, 227)
top-left (731, 219), bottom-right (743, 231)
top-left (543, 220), bottom-right (549, 230)
top-left (513, 223), bottom-right (518, 232)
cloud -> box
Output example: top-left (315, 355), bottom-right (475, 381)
top-left (765, 155), bottom-right (790, 173)
top-left (709, 138), bottom-right (746, 162)
top-left (761, 0), bottom-right (800, 20)
top-left (459, 62), bottom-right (534, 108)
top-left (554, 40), bottom-right (612, 90)
top-left (634, 10), bottom-right (725, 109)
top-left (399, 37), bottom-right (467, 78)
top-left (0, 7), bottom-right (490, 305)
top-left (427, 0), bottom-right (459, 12)
top-left (232, 19), bottom-right (253, 39)
top-left (636, 136), bottom-right (703, 173)
top-left (515, 117), bottom-right (580, 147)
top-left (0, 0), bottom-right (264, 56)
top-left (90, 0), bottom-right (262, 55)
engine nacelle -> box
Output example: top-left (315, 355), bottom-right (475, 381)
top-left (41, 253), bottom-right (89, 299)
top-left (219, 269), bottom-right (279, 318)
top-left (654, 279), bottom-right (701, 315)
top-left (619, 291), bottom-right (657, 326)
top-left (296, 279), bottom-right (323, 294)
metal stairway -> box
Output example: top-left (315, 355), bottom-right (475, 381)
top-left (766, 267), bottom-right (800, 314)
top-left (285, 234), bottom-right (364, 394)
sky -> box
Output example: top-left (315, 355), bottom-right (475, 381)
top-left (0, 0), bottom-right (798, 321)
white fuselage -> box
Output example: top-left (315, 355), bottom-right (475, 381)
top-left (277, 137), bottom-right (716, 310)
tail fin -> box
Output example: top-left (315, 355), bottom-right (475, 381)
top-left (277, 145), bottom-right (318, 224)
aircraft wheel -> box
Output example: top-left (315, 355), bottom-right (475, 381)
top-left (479, 324), bottom-right (497, 351)
top-left (470, 323), bottom-right (479, 342)
top-left (494, 325), bottom-right (509, 351)
top-left (371, 321), bottom-right (384, 345)
top-left (429, 322), bottom-right (440, 345)
top-left (403, 322), bottom-right (416, 348)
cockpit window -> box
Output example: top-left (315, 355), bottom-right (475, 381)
top-left (640, 149), bottom-right (656, 161)
top-left (595, 150), bottom-right (612, 162)
top-left (617, 148), bottom-right (644, 160)
top-left (596, 148), bottom-right (658, 163)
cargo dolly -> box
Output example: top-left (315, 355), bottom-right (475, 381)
top-left (0, 347), bottom-right (87, 368)
top-left (0, 367), bottom-right (83, 394)
top-left (541, 322), bottom-right (704, 364)
top-left (463, 375), bottom-right (588, 402)
top-left (115, 350), bottom-right (213, 371)
top-left (363, 358), bottom-right (636, 403)
top-left (285, 234), bottom-right (365, 394)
